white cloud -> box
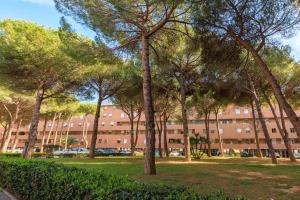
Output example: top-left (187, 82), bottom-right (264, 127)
top-left (21, 0), bottom-right (55, 6)
top-left (283, 32), bottom-right (300, 60)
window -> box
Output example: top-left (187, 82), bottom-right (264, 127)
top-left (98, 139), bottom-right (102, 143)
top-left (110, 121), bottom-right (114, 126)
top-left (174, 130), bottom-right (178, 134)
top-left (219, 129), bottom-right (223, 134)
top-left (291, 128), bottom-right (296, 133)
top-left (101, 122), bottom-right (105, 126)
top-left (235, 108), bottom-right (241, 114)
top-left (168, 139), bottom-right (182, 144)
top-left (117, 139), bottom-right (121, 144)
top-left (271, 128), bottom-right (277, 133)
top-left (70, 123), bottom-right (74, 128)
top-left (210, 129), bottom-right (215, 134)
top-left (108, 113), bottom-right (112, 118)
top-left (243, 108), bottom-right (249, 114)
top-left (236, 128), bottom-right (242, 133)
top-left (48, 123), bottom-right (52, 127)
top-left (78, 122), bottom-right (82, 127)
top-left (271, 139), bottom-right (276, 144)
top-left (86, 122), bottom-right (90, 127)
top-left (245, 128), bottom-right (251, 133)
top-left (124, 139), bottom-right (127, 144)
top-left (63, 122), bottom-right (67, 127)
top-left (104, 106), bottom-right (107, 110)
top-left (120, 113), bottom-right (125, 118)
top-left (103, 113), bottom-right (107, 118)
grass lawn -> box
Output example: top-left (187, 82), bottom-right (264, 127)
top-left (48, 157), bottom-right (300, 200)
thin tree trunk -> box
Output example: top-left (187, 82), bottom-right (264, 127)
top-left (249, 80), bottom-right (277, 164)
top-left (163, 113), bottom-right (169, 157)
top-left (236, 38), bottom-right (300, 140)
top-left (250, 100), bottom-right (262, 158)
top-left (0, 123), bottom-right (8, 150)
top-left (263, 92), bottom-right (296, 162)
top-left (155, 115), bottom-right (163, 158)
top-left (82, 114), bottom-right (88, 147)
top-left (46, 113), bottom-right (57, 145)
top-left (40, 117), bottom-right (48, 153)
top-left (0, 123), bottom-right (12, 152)
top-left (84, 118), bottom-right (89, 148)
top-left (130, 107), bottom-right (135, 155)
top-left (89, 92), bottom-right (102, 159)
top-left (141, 35), bottom-right (156, 175)
top-left (134, 113), bottom-right (141, 147)
top-left (22, 87), bottom-right (44, 158)
top-left (278, 103), bottom-right (296, 162)
top-left (58, 118), bottom-right (65, 147)
top-left (12, 119), bottom-right (22, 152)
top-left (215, 111), bottom-right (223, 156)
top-left (53, 113), bottom-right (62, 146)
top-left (64, 115), bottom-right (73, 149)
top-left (205, 112), bottom-right (212, 157)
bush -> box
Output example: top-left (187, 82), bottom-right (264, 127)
top-left (0, 158), bottom-right (246, 200)
top-left (0, 153), bottom-right (46, 158)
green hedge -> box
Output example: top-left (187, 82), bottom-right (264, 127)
top-left (0, 152), bottom-right (46, 158)
top-left (0, 158), bottom-right (246, 200)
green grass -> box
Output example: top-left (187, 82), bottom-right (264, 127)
top-left (46, 157), bottom-right (300, 200)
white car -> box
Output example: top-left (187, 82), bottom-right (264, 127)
top-left (53, 149), bottom-right (70, 155)
top-left (70, 148), bottom-right (89, 154)
top-left (294, 153), bottom-right (300, 159)
top-left (169, 151), bottom-right (182, 157)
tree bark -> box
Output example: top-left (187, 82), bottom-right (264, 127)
top-left (58, 118), bottom-right (65, 147)
top-left (235, 38), bottom-right (300, 140)
top-left (278, 103), bottom-right (296, 162)
top-left (82, 114), bottom-right (88, 148)
top-left (53, 113), bottom-right (62, 145)
top-left (155, 115), bottom-right (163, 158)
top-left (40, 117), bottom-right (48, 153)
top-left (0, 123), bottom-right (8, 151)
top-left (250, 100), bottom-right (263, 158)
top-left (163, 113), bottom-right (169, 157)
top-left (214, 111), bottom-right (223, 156)
top-left (134, 113), bottom-right (141, 147)
top-left (89, 91), bottom-right (102, 159)
top-left (205, 112), bottom-right (211, 157)
top-left (249, 81), bottom-right (277, 164)
top-left (64, 115), bottom-right (73, 149)
top-left (141, 35), bottom-right (156, 175)
top-left (130, 106), bottom-right (135, 155)
top-left (22, 87), bottom-right (44, 158)
top-left (46, 113), bottom-right (57, 145)
top-left (12, 119), bottom-right (22, 152)
top-left (263, 92), bottom-right (296, 162)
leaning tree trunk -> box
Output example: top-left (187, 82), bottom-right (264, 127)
top-left (46, 113), bottom-right (57, 145)
top-left (141, 35), bottom-right (156, 175)
top-left (250, 100), bottom-right (263, 158)
top-left (134, 113), bottom-right (141, 148)
top-left (179, 79), bottom-right (191, 162)
top-left (58, 119), bottom-right (65, 147)
top-left (89, 92), bottom-right (102, 159)
top-left (278, 103), bottom-right (296, 162)
top-left (237, 39), bottom-right (300, 140)
top-left (163, 113), bottom-right (169, 157)
top-left (205, 113), bottom-right (212, 157)
top-left (215, 111), bottom-right (223, 156)
top-left (22, 87), bottom-right (44, 158)
top-left (1, 123), bottom-right (12, 153)
top-left (263, 92), bottom-right (296, 162)
top-left (12, 119), bottom-right (22, 152)
top-left (64, 115), bottom-right (73, 149)
top-left (53, 113), bottom-right (62, 146)
top-left (82, 114), bottom-right (88, 148)
top-left (40, 117), bottom-right (48, 153)
top-left (250, 82), bottom-right (277, 164)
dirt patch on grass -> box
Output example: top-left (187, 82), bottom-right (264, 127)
top-left (238, 176), bottom-right (254, 180)
top-left (279, 186), bottom-right (300, 194)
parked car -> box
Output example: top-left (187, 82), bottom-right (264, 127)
top-left (53, 149), bottom-right (70, 156)
top-left (133, 150), bottom-right (144, 156)
top-left (169, 151), bottom-right (182, 157)
top-left (71, 148), bottom-right (89, 154)
top-left (119, 150), bottom-right (131, 155)
top-left (294, 153), bottom-right (300, 159)
top-left (266, 152), bottom-right (281, 158)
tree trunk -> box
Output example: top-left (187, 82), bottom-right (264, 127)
top-left (53, 113), bottom-right (62, 145)
top-left (22, 87), bottom-right (44, 158)
top-left (46, 113), bottom-right (57, 145)
top-left (64, 115), bottom-right (73, 149)
top-left (82, 114), bottom-right (88, 147)
top-left (0, 123), bottom-right (8, 151)
top-left (141, 35), bottom-right (156, 175)
top-left (236, 38), bottom-right (300, 140)
top-left (205, 113), bottom-right (212, 157)
top-left (163, 113), bottom-right (169, 157)
top-left (12, 119), bottom-right (22, 152)
top-left (278, 103), bottom-right (296, 162)
top-left (215, 111), bottom-right (223, 156)
top-left (263, 92), bottom-right (296, 162)
top-left (130, 107), bottom-right (135, 155)
top-left (0, 123), bottom-right (12, 152)
top-left (134, 113), bottom-right (141, 147)
top-left (155, 115), bottom-right (163, 158)
top-left (89, 92), bottom-right (102, 159)
top-left (250, 100), bottom-right (262, 158)
top-left (58, 118), bottom-right (65, 147)
top-left (249, 81), bottom-right (277, 164)
top-left (40, 117), bottom-right (48, 153)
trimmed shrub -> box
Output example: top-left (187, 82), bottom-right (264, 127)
top-left (0, 158), bottom-right (246, 200)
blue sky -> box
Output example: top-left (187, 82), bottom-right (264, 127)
top-left (0, 0), bottom-right (299, 61)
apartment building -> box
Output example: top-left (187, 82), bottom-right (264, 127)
top-left (1, 104), bottom-right (300, 155)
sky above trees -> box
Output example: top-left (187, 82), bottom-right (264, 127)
top-left (0, 0), bottom-right (299, 61)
